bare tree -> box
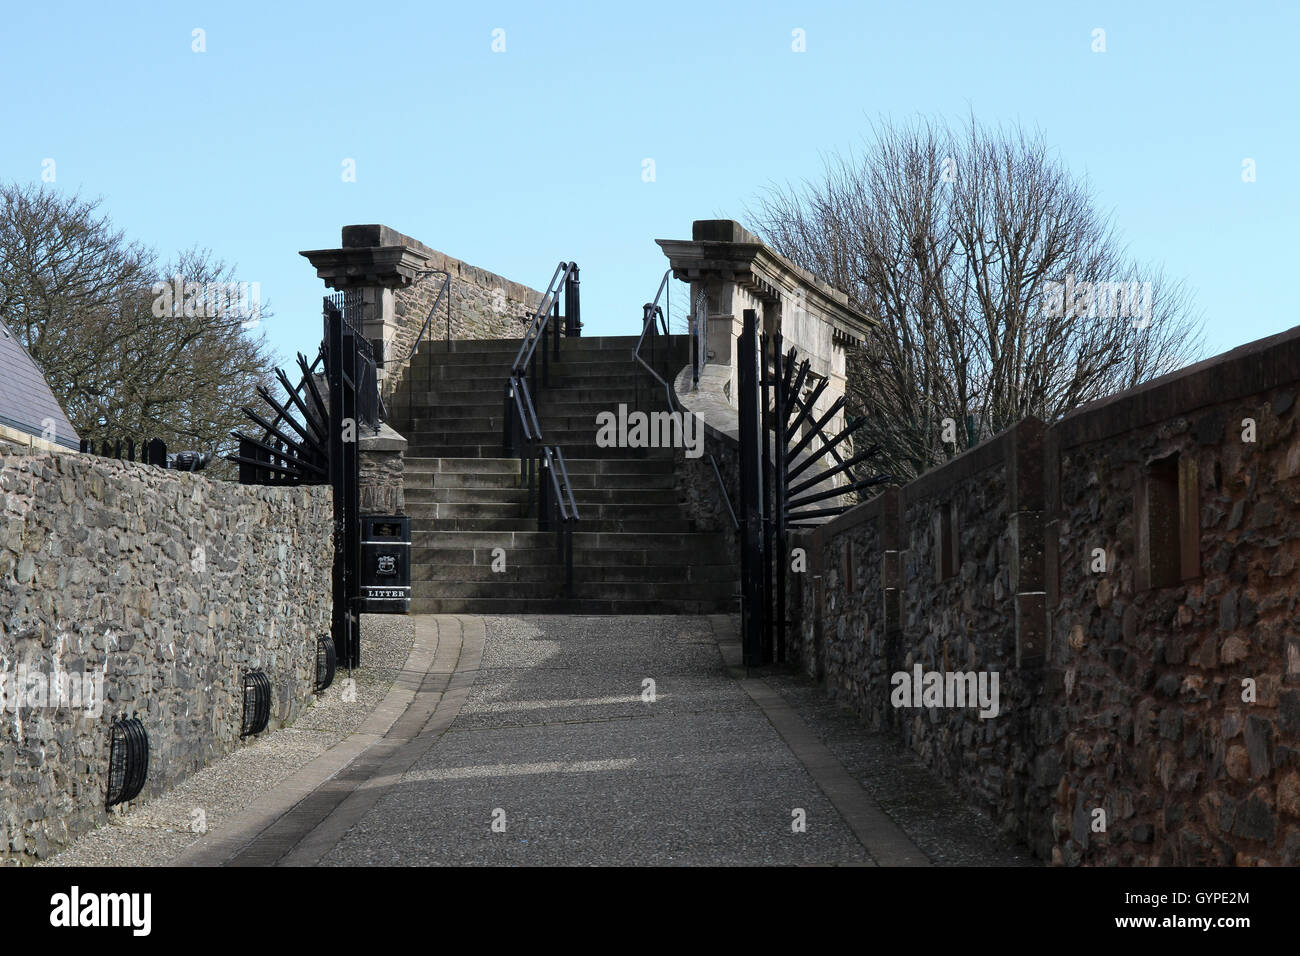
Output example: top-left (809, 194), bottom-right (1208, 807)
top-left (751, 115), bottom-right (1203, 483)
top-left (0, 183), bottom-right (276, 478)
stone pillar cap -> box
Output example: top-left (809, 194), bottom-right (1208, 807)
top-left (300, 223), bottom-right (434, 290)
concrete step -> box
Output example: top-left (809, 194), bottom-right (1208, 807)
top-left (395, 411), bottom-right (643, 432)
top-left (408, 352), bottom-right (641, 373)
top-left (402, 470), bottom-right (675, 491)
top-left (396, 384), bottom-right (670, 402)
top-left (397, 373), bottom-right (651, 398)
top-left (406, 499), bottom-right (685, 519)
top-left (410, 335), bottom-right (644, 358)
top-left (409, 596), bottom-right (738, 615)
top-left (406, 486), bottom-right (680, 506)
top-left (412, 534), bottom-right (733, 562)
top-left (403, 456), bottom-right (676, 475)
top-left (411, 563), bottom-right (735, 583)
top-left (410, 579), bottom-right (734, 600)
top-left (404, 443), bottom-right (677, 460)
top-left (413, 515), bottom-right (695, 533)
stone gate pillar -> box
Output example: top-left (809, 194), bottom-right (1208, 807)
top-left (656, 220), bottom-right (873, 435)
top-left (300, 224), bottom-right (432, 392)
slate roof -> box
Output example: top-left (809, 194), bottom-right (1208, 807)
top-left (0, 317), bottom-right (79, 449)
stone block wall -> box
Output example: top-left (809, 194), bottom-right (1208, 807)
top-left (798, 420), bottom-right (1059, 857)
top-left (0, 448), bottom-right (332, 863)
top-left (794, 324), bottom-right (1300, 865)
top-left (388, 239), bottom-right (542, 397)
top-left (1046, 328), bottom-right (1300, 866)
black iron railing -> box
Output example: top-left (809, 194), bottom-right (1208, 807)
top-left (80, 436), bottom-right (169, 467)
top-left (228, 349), bottom-right (329, 485)
top-left (327, 291), bottom-right (383, 430)
top-left (537, 445), bottom-right (577, 596)
top-left (505, 261), bottom-right (581, 427)
top-left (632, 270), bottom-right (738, 531)
top-left (398, 269), bottom-right (451, 430)
top-left (502, 262), bottom-right (582, 594)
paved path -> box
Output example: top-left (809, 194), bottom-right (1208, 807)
top-left (189, 614), bottom-right (1032, 866)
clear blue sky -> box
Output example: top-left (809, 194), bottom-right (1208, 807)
top-left (2, 1), bottom-right (1294, 367)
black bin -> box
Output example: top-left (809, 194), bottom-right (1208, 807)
top-left (359, 515), bottom-right (410, 614)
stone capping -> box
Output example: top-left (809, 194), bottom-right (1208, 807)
top-left (358, 422), bottom-right (407, 454)
top-left (302, 224), bottom-right (543, 304)
top-left (813, 484), bottom-right (894, 543)
top-left (1053, 321), bottom-right (1300, 451)
top-left (899, 420), bottom-right (1024, 506)
top-left (298, 245), bottom-right (432, 290)
top-left (656, 219), bottom-right (878, 344)
top-left (673, 362), bottom-right (737, 444)
top-left (812, 419), bottom-right (1043, 555)
top-left (358, 225), bottom-right (541, 304)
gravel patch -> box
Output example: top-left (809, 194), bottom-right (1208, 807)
top-left (760, 669), bottom-right (1041, 866)
top-left (39, 615), bottom-right (414, 867)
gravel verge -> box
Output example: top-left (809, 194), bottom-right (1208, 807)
top-left (760, 669), bottom-right (1041, 866)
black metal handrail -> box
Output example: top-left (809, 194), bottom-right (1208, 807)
top-left (537, 445), bottom-right (578, 596)
top-left (400, 269), bottom-right (451, 430)
top-left (631, 270), bottom-right (739, 531)
top-left (512, 261), bottom-right (579, 374)
top-left (633, 269), bottom-right (674, 411)
top-left (501, 262), bottom-right (583, 595)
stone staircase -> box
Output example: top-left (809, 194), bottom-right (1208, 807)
top-left (389, 335), bottom-right (738, 614)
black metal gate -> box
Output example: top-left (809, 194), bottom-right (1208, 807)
top-left (736, 308), bottom-right (890, 667)
top-left (229, 290), bottom-right (380, 670)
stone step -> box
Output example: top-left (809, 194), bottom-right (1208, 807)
top-left (405, 486), bottom-right (680, 506)
top-left (411, 563), bottom-right (735, 583)
top-left (412, 532), bottom-right (732, 560)
top-left (402, 470), bottom-right (676, 491)
top-left (405, 499), bottom-right (684, 517)
top-left (399, 412), bottom-right (626, 435)
top-left (411, 335), bottom-right (645, 357)
top-left (396, 372), bottom-right (652, 395)
top-left (394, 410), bottom-right (652, 432)
top-left (412, 545), bottom-right (730, 567)
top-left (392, 386), bottom-right (670, 406)
top-left (410, 580), bottom-right (735, 601)
top-left (409, 596), bottom-right (737, 615)
top-left (404, 443), bottom-right (676, 460)
top-left (408, 351), bottom-right (642, 372)
top-left (402, 457), bottom-right (676, 475)
top-left (413, 515), bottom-right (694, 533)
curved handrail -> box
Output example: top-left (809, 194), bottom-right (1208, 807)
top-left (508, 373), bottom-right (543, 443)
top-left (513, 261), bottom-right (578, 375)
top-left (502, 261), bottom-right (582, 595)
top-left (402, 269), bottom-right (452, 365)
top-left (631, 269), bottom-right (739, 532)
top-left (398, 269), bottom-right (451, 429)
top-left (550, 445), bottom-right (579, 522)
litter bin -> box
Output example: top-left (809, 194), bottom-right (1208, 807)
top-left (359, 515), bottom-right (410, 613)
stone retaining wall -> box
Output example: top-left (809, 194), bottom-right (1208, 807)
top-left (0, 448), bottom-right (332, 863)
top-left (795, 324), bottom-right (1300, 865)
